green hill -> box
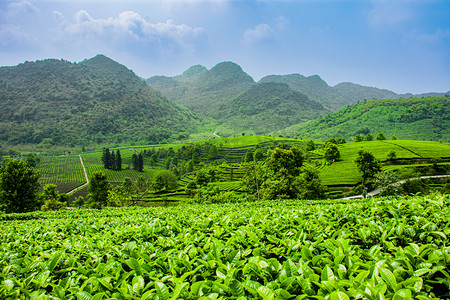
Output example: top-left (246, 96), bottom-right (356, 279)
top-left (259, 74), bottom-right (407, 111)
top-left (277, 96), bottom-right (450, 142)
top-left (146, 61), bottom-right (255, 120)
top-left (217, 82), bottom-right (329, 134)
top-left (0, 55), bottom-right (198, 146)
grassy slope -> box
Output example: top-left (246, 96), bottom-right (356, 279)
top-left (319, 140), bottom-right (450, 185)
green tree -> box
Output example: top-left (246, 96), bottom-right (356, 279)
top-left (87, 171), bottom-right (110, 207)
top-left (297, 166), bottom-right (325, 199)
top-left (305, 140), bottom-right (315, 151)
top-left (116, 150), bottom-right (122, 170)
top-left (376, 132), bottom-right (386, 140)
top-left (354, 134), bottom-right (363, 142)
top-left (323, 143), bottom-right (340, 163)
top-left (102, 148), bottom-right (111, 169)
top-left (261, 146), bottom-right (304, 199)
top-left (137, 153), bottom-right (144, 172)
top-left (0, 159), bottom-right (41, 213)
top-left (387, 149), bottom-right (397, 161)
top-left (365, 134), bottom-right (373, 141)
top-left (40, 184), bottom-right (67, 211)
top-left (25, 153), bottom-right (39, 168)
top-left (254, 148), bottom-right (264, 162)
top-left (355, 150), bottom-right (381, 183)
top-left (245, 150), bottom-right (254, 162)
top-left (374, 171), bottom-right (399, 196)
top-left (154, 170), bottom-right (178, 191)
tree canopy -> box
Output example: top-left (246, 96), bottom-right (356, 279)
top-left (0, 159), bottom-right (41, 213)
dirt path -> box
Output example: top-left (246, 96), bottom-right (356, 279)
top-left (342, 174), bottom-right (450, 199)
top-left (67, 155), bottom-right (89, 195)
top-left (213, 131), bottom-right (220, 138)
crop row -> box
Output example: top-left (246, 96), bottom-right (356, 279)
top-left (1, 194), bottom-right (449, 299)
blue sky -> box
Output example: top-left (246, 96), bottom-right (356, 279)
top-left (1, 0), bottom-right (449, 94)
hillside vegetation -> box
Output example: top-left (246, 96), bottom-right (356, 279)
top-left (217, 82), bottom-right (329, 134)
top-left (147, 61), bottom-right (254, 121)
top-left (278, 96), bottom-right (450, 142)
top-left (0, 55), bottom-right (198, 147)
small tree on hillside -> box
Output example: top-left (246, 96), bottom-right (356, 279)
top-left (116, 150), bottom-right (122, 170)
top-left (354, 134), bottom-right (363, 142)
top-left (323, 143), bottom-right (340, 163)
top-left (0, 159), bottom-right (41, 213)
top-left (87, 171), bottom-right (110, 207)
top-left (376, 132), bottom-right (386, 140)
top-left (355, 150), bottom-right (381, 183)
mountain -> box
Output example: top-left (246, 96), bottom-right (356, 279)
top-left (259, 74), bottom-right (413, 111)
top-left (218, 82), bottom-right (329, 134)
top-left (0, 55), bottom-right (198, 146)
top-left (275, 96), bottom-right (450, 141)
top-left (147, 61), bottom-right (255, 120)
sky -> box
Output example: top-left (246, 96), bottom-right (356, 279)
top-left (1, 0), bottom-right (449, 94)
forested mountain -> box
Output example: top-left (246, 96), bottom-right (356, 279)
top-left (276, 96), bottom-right (450, 141)
top-left (217, 82), bottom-right (329, 134)
top-left (0, 55), bottom-right (198, 146)
top-left (146, 62), bottom-right (255, 120)
top-left (259, 75), bottom-right (409, 111)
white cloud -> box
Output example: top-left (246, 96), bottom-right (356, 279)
top-left (55, 10), bottom-right (204, 46)
top-left (368, 0), bottom-right (413, 28)
top-left (243, 23), bottom-right (275, 45)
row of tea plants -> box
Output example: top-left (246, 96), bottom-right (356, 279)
top-left (0, 194), bottom-right (449, 299)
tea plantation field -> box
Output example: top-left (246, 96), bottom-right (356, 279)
top-left (1, 194), bottom-right (449, 299)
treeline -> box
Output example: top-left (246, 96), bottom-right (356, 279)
top-left (101, 148), bottom-right (122, 171)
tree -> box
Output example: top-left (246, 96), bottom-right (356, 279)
top-left (116, 150), bottom-right (122, 170)
top-left (261, 146), bottom-right (304, 199)
top-left (40, 184), bottom-right (67, 211)
top-left (297, 166), bottom-right (325, 199)
top-left (374, 171), bottom-right (399, 196)
top-left (132, 153), bottom-right (138, 170)
top-left (323, 143), bottom-right (340, 163)
top-left (154, 170), bottom-right (177, 191)
top-left (110, 151), bottom-right (116, 169)
top-left (245, 150), bottom-right (254, 162)
top-left (376, 132), bottom-right (386, 140)
top-left (137, 153), bottom-right (144, 172)
top-left (387, 150), bottom-right (397, 161)
top-left (354, 134), bottom-right (363, 142)
top-left (365, 134), bottom-right (373, 141)
top-left (26, 153), bottom-right (39, 167)
top-left (254, 148), bottom-right (264, 162)
top-left (0, 159), bottom-right (41, 213)
top-left (305, 140), bottom-right (315, 151)
top-left (102, 148), bottom-right (111, 169)
top-left (87, 171), bottom-right (110, 207)
top-left (355, 150), bottom-right (381, 183)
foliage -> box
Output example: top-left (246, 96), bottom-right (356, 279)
top-left (355, 150), bottom-right (381, 183)
top-left (376, 132), bottom-right (386, 140)
top-left (87, 171), bottom-right (110, 207)
top-left (323, 142), bottom-right (341, 163)
top-left (374, 171), bottom-right (399, 196)
top-left (291, 96), bottom-right (450, 141)
top-left (0, 159), bottom-right (41, 213)
top-left (387, 149), bottom-right (397, 161)
top-left (1, 194), bottom-right (450, 299)
top-left (296, 166), bottom-right (325, 199)
top-left (0, 55), bottom-right (198, 146)
top-left (154, 170), bottom-right (177, 191)
top-left (40, 184), bottom-right (68, 211)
